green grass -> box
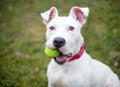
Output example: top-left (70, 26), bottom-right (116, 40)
top-left (0, 0), bottom-right (120, 87)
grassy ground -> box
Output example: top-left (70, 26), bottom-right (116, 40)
top-left (0, 0), bottom-right (120, 87)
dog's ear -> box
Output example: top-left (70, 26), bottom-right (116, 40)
top-left (69, 6), bottom-right (89, 25)
top-left (41, 7), bottom-right (58, 24)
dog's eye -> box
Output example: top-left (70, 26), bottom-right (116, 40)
top-left (69, 26), bottom-right (74, 31)
top-left (49, 26), bottom-right (55, 30)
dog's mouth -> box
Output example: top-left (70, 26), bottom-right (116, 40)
top-left (54, 53), bottom-right (72, 65)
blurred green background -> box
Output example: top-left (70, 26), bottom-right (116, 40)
top-left (0, 0), bottom-right (120, 87)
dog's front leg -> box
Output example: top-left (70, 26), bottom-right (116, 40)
top-left (48, 84), bottom-right (52, 87)
top-left (48, 81), bottom-right (54, 87)
top-left (48, 83), bottom-right (52, 87)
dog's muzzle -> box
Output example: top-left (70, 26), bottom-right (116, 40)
top-left (53, 37), bottom-right (72, 64)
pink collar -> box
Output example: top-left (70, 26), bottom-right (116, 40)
top-left (68, 43), bottom-right (85, 62)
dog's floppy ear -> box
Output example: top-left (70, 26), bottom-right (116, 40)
top-left (41, 7), bottom-right (58, 24)
top-left (69, 6), bottom-right (89, 25)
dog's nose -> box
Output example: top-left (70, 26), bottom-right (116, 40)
top-left (53, 37), bottom-right (65, 48)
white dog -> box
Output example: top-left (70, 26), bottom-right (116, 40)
top-left (41, 6), bottom-right (120, 87)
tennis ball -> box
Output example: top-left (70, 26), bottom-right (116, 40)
top-left (44, 46), bottom-right (60, 58)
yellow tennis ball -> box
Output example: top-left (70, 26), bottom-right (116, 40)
top-left (44, 46), bottom-right (60, 58)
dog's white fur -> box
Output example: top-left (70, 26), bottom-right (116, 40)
top-left (41, 6), bottom-right (120, 87)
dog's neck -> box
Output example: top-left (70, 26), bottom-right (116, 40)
top-left (68, 43), bottom-right (85, 62)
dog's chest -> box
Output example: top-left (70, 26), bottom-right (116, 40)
top-left (48, 61), bottom-right (90, 87)
top-left (53, 72), bottom-right (86, 87)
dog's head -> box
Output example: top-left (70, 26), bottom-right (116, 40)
top-left (41, 6), bottom-right (89, 64)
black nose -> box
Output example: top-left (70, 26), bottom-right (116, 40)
top-left (53, 37), bottom-right (65, 48)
